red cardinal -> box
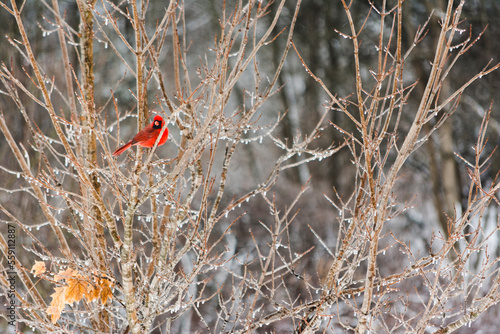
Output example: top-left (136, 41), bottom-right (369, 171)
top-left (113, 115), bottom-right (169, 156)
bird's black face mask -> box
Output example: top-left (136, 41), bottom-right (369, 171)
top-left (153, 120), bottom-right (162, 129)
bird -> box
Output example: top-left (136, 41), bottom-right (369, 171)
top-left (112, 115), bottom-right (169, 156)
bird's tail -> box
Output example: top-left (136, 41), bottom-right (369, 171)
top-left (112, 142), bottom-right (132, 156)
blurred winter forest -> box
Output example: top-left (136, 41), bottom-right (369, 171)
top-left (1, 0), bottom-right (500, 333)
